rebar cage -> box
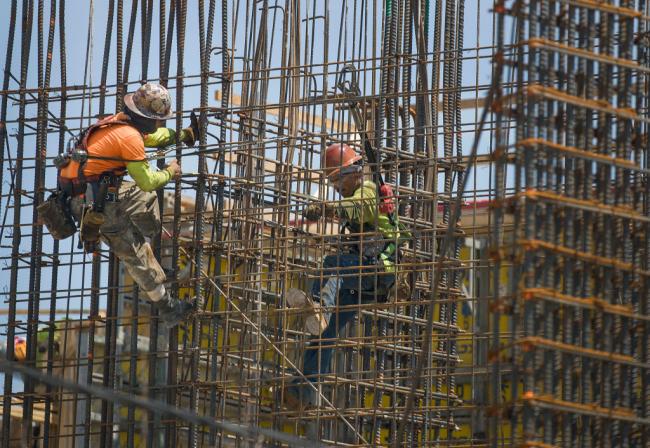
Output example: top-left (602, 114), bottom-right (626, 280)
top-left (0, 0), bottom-right (648, 447)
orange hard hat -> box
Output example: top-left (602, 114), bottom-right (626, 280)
top-left (323, 143), bottom-right (362, 179)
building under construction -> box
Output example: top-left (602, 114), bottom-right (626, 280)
top-left (0, 0), bottom-right (649, 446)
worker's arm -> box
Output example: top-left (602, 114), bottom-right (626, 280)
top-left (305, 183), bottom-right (377, 223)
top-left (304, 201), bottom-right (337, 220)
top-left (144, 127), bottom-right (194, 148)
top-left (120, 129), bottom-right (176, 192)
top-left (304, 193), bottom-right (370, 221)
top-left (126, 160), bottom-right (174, 192)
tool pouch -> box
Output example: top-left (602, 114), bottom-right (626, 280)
top-left (37, 192), bottom-right (77, 240)
top-left (80, 209), bottom-right (105, 245)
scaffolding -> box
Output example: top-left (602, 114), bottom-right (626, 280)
top-left (0, 0), bottom-right (648, 446)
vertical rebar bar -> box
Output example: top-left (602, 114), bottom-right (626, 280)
top-left (3, 1), bottom-right (33, 445)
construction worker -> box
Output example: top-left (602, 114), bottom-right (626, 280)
top-left (12, 336), bottom-right (27, 362)
top-left (55, 83), bottom-right (197, 327)
top-left (285, 143), bottom-right (408, 407)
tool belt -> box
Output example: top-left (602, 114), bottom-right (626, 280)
top-left (42, 116), bottom-right (135, 243)
top-left (357, 249), bottom-right (411, 304)
top-left (89, 174), bottom-right (122, 205)
top-left (58, 172), bottom-right (122, 198)
top-left (79, 173), bottom-right (122, 250)
top-left (342, 218), bottom-right (402, 261)
top-left (342, 219), bottom-right (410, 303)
top-left (40, 172), bottom-right (122, 244)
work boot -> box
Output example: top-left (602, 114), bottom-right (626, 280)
top-left (156, 292), bottom-right (195, 328)
top-left (286, 288), bottom-right (328, 336)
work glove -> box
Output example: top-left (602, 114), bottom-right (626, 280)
top-left (180, 111), bottom-right (200, 147)
top-left (303, 202), bottom-right (324, 221)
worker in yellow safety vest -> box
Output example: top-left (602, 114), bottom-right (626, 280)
top-left (285, 142), bottom-right (410, 408)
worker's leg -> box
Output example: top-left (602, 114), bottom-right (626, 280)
top-left (288, 291), bottom-right (356, 408)
top-left (116, 181), bottom-right (161, 239)
top-left (305, 254), bottom-right (378, 368)
top-left (286, 253), bottom-right (392, 336)
top-left (302, 296), bottom-right (356, 379)
top-left (312, 253), bottom-right (391, 322)
top-left (286, 255), bottom-right (394, 406)
top-left (302, 252), bottom-right (389, 378)
top-left (100, 185), bottom-right (166, 301)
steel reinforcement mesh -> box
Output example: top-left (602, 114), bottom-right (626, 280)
top-left (0, 0), bottom-right (648, 447)
top-left (492, 0), bottom-right (650, 445)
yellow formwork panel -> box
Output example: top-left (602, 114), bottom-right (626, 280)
top-left (117, 239), bottom-right (519, 443)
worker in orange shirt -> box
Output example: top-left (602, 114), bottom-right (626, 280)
top-left (45, 83), bottom-right (196, 327)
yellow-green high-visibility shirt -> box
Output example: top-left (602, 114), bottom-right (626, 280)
top-left (337, 180), bottom-right (401, 269)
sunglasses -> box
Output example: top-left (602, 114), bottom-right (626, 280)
top-left (329, 164), bottom-right (362, 190)
top-left (338, 164), bottom-right (363, 176)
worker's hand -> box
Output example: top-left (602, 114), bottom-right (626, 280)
top-left (303, 202), bottom-right (324, 221)
top-left (167, 159), bottom-right (182, 180)
top-left (180, 127), bottom-right (196, 146)
top-left (180, 111), bottom-right (200, 146)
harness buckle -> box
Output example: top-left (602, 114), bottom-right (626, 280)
top-left (71, 147), bottom-right (88, 163)
top-left (100, 173), bottom-right (113, 185)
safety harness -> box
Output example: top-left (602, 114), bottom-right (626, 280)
top-left (337, 206), bottom-right (411, 302)
top-left (56, 115), bottom-right (145, 197)
top-left (341, 205), bottom-right (410, 262)
top-left (38, 116), bottom-right (144, 241)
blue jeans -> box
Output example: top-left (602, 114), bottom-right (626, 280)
top-left (302, 253), bottom-right (395, 380)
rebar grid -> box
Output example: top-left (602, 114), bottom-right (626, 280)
top-left (0, 0), bottom-right (646, 447)
top-left (492, 0), bottom-right (650, 445)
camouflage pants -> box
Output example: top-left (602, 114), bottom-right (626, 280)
top-left (72, 181), bottom-right (166, 296)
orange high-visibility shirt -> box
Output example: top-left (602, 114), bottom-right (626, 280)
top-left (59, 113), bottom-right (145, 179)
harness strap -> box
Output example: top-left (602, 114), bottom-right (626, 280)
top-left (83, 154), bottom-right (145, 163)
top-left (79, 116), bottom-right (141, 148)
top-left (76, 156), bottom-right (86, 188)
top-left (59, 115), bottom-right (141, 194)
top-left (59, 172), bottom-right (122, 197)
top-left (342, 218), bottom-right (400, 261)
top-left (78, 116), bottom-right (145, 165)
